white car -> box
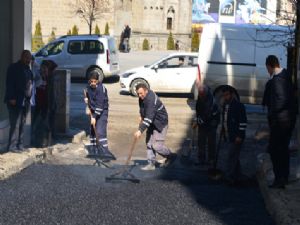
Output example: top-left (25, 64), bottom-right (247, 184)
top-left (120, 52), bottom-right (198, 96)
top-left (34, 35), bottom-right (120, 81)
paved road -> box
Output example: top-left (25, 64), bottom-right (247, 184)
top-left (0, 51), bottom-right (273, 225)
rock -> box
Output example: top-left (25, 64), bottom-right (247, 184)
top-left (72, 131), bottom-right (86, 144)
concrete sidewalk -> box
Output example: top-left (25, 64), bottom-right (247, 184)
top-left (0, 148), bottom-right (45, 180)
top-left (257, 150), bottom-right (300, 225)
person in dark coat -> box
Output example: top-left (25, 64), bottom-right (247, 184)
top-left (222, 86), bottom-right (247, 185)
top-left (134, 83), bottom-right (177, 170)
top-left (4, 50), bottom-right (33, 153)
top-left (122, 25), bottom-right (131, 53)
top-left (84, 72), bottom-right (115, 160)
top-left (263, 55), bottom-right (295, 189)
top-left (193, 85), bottom-right (220, 165)
top-left (32, 60), bottom-right (57, 147)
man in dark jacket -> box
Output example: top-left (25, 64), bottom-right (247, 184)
top-left (134, 83), bottom-right (176, 170)
top-left (84, 72), bottom-right (115, 160)
top-left (263, 55), bottom-right (295, 188)
top-left (4, 50), bottom-right (33, 153)
top-left (123, 25), bottom-right (131, 53)
top-left (193, 85), bottom-right (220, 165)
top-left (222, 86), bottom-right (247, 185)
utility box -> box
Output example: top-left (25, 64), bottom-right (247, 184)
top-left (53, 69), bottom-right (71, 134)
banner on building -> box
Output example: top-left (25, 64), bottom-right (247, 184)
top-left (192, 0), bottom-right (277, 25)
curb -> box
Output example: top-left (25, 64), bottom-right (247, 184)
top-left (256, 153), bottom-right (300, 225)
top-left (0, 130), bottom-right (86, 181)
top-left (54, 129), bottom-right (86, 144)
top-left (0, 148), bottom-right (45, 180)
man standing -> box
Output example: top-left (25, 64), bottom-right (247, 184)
top-left (134, 84), bottom-right (176, 170)
top-left (263, 55), bottom-right (295, 188)
top-left (193, 85), bottom-right (220, 165)
top-left (4, 50), bottom-right (33, 152)
top-left (84, 72), bottom-right (115, 160)
top-left (222, 86), bottom-right (247, 185)
top-left (123, 25), bottom-right (131, 53)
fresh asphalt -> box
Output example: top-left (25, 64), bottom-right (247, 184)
top-left (0, 162), bottom-right (274, 225)
top-left (0, 51), bottom-right (273, 225)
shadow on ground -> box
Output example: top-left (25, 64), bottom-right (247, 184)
top-left (152, 102), bottom-right (274, 225)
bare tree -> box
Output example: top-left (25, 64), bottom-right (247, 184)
top-left (70, 0), bottom-right (111, 35)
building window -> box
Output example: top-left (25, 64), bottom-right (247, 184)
top-left (167, 17), bottom-right (172, 30)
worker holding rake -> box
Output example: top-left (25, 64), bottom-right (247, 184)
top-left (84, 72), bottom-right (115, 161)
top-left (134, 83), bottom-right (177, 171)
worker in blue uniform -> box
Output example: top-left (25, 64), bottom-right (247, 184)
top-left (134, 83), bottom-right (177, 170)
top-left (84, 72), bottom-right (115, 160)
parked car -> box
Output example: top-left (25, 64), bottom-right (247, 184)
top-left (34, 35), bottom-right (120, 81)
top-left (120, 52), bottom-right (198, 96)
top-left (197, 23), bottom-right (291, 104)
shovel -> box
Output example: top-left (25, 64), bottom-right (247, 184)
top-left (207, 126), bottom-right (225, 180)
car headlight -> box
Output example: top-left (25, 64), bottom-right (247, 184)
top-left (122, 72), bottom-right (135, 78)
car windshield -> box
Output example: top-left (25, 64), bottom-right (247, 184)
top-left (145, 55), bottom-right (170, 67)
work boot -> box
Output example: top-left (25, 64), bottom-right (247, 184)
top-left (86, 145), bottom-right (96, 158)
top-left (156, 158), bottom-right (166, 164)
top-left (141, 163), bottom-right (155, 171)
top-left (163, 153), bottom-right (177, 167)
top-left (102, 148), bottom-right (116, 160)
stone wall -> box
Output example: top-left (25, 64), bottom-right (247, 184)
top-left (32, 0), bottom-right (193, 50)
top-left (32, 0), bottom-right (115, 42)
top-left (122, 33), bottom-right (191, 51)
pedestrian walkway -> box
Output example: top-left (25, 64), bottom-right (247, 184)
top-left (257, 149), bottom-right (300, 225)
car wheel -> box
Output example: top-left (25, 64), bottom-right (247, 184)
top-left (86, 67), bottom-right (104, 82)
top-left (130, 79), bottom-right (149, 96)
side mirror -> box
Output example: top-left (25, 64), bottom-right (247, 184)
top-left (41, 49), bottom-right (48, 57)
top-left (153, 64), bottom-right (158, 72)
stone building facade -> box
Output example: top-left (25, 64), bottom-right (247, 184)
top-left (32, 0), bottom-right (192, 51)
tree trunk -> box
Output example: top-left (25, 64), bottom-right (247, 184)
top-left (89, 21), bottom-right (92, 35)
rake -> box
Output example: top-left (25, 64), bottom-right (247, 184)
top-left (105, 136), bottom-right (140, 183)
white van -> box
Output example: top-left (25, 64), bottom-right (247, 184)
top-left (34, 35), bottom-right (120, 81)
top-left (197, 23), bottom-right (291, 104)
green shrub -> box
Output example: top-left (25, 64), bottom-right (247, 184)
top-left (32, 20), bottom-right (44, 52)
top-left (67, 29), bottom-right (72, 35)
top-left (95, 24), bottom-right (101, 35)
top-left (48, 30), bottom-right (56, 43)
top-left (167, 32), bottom-right (175, 50)
top-left (143, 39), bottom-right (150, 50)
top-left (104, 22), bottom-right (110, 35)
top-left (191, 29), bottom-right (200, 52)
top-left (72, 25), bottom-right (79, 35)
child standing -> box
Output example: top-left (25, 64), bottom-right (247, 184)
top-left (84, 72), bottom-right (115, 160)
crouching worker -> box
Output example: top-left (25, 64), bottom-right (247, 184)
top-left (84, 72), bottom-right (115, 160)
top-left (222, 86), bottom-right (247, 185)
top-left (134, 83), bottom-right (177, 171)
